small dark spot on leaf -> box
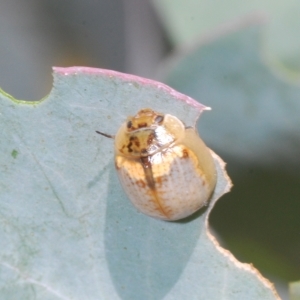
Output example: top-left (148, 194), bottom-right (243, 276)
top-left (11, 149), bottom-right (18, 159)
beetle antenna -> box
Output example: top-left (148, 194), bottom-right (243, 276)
top-left (96, 131), bottom-right (115, 139)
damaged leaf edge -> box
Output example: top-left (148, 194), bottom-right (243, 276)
top-left (205, 151), bottom-right (281, 299)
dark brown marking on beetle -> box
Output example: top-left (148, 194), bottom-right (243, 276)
top-left (182, 148), bottom-right (189, 158)
top-left (138, 122), bottom-right (147, 128)
top-left (127, 142), bottom-right (133, 153)
top-left (140, 156), bottom-right (155, 190)
top-left (147, 132), bottom-right (155, 145)
top-left (155, 175), bottom-right (167, 187)
top-left (136, 179), bottom-right (146, 188)
top-left (156, 176), bottom-right (163, 185)
top-left (127, 136), bottom-right (140, 153)
top-left (141, 148), bottom-right (148, 156)
top-left (139, 156), bottom-right (170, 218)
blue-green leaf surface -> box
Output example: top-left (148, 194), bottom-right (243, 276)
top-left (0, 67), bottom-right (279, 299)
top-left (162, 25), bottom-right (300, 171)
top-left (159, 21), bottom-right (300, 299)
top-left (152, 0), bottom-right (300, 73)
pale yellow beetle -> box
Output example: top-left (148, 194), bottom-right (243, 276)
top-left (97, 109), bottom-right (216, 221)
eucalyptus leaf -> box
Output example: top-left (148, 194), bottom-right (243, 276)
top-left (161, 24), bottom-right (300, 171)
top-left (0, 67), bottom-right (279, 299)
top-left (152, 0), bottom-right (300, 72)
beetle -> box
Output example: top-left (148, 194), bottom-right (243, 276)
top-left (96, 108), bottom-right (216, 221)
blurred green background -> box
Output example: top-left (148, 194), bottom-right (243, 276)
top-left (1, 1), bottom-right (299, 299)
